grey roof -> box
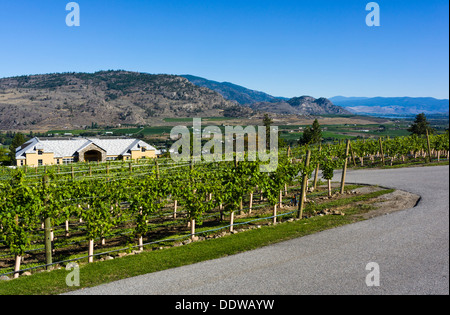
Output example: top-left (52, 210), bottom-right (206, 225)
top-left (16, 137), bottom-right (159, 160)
top-left (75, 140), bottom-right (108, 154)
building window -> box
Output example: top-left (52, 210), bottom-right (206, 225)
top-left (38, 159), bottom-right (43, 166)
top-left (141, 147), bottom-right (146, 152)
top-left (38, 150), bottom-right (43, 155)
top-left (106, 157), bottom-right (117, 161)
top-left (56, 159), bottom-right (60, 165)
top-left (63, 158), bottom-right (74, 165)
top-left (20, 160), bottom-right (24, 166)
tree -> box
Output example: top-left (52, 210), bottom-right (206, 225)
top-left (0, 147), bottom-right (9, 165)
top-left (9, 133), bottom-right (27, 165)
top-left (299, 119), bottom-right (322, 145)
top-left (263, 114), bottom-right (273, 149)
top-left (407, 113), bottom-right (435, 136)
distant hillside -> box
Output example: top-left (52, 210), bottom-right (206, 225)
top-left (249, 96), bottom-right (351, 115)
top-left (183, 75), bottom-right (350, 115)
top-left (181, 75), bottom-right (285, 105)
top-left (0, 71), bottom-right (251, 130)
top-left (287, 96), bottom-right (351, 115)
top-left (330, 96), bottom-right (450, 116)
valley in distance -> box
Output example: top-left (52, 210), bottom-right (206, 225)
top-left (0, 70), bottom-right (448, 148)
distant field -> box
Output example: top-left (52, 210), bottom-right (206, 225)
top-left (280, 131), bottom-right (358, 142)
top-left (46, 125), bottom-right (408, 142)
top-left (278, 122), bottom-right (412, 142)
top-left (47, 129), bottom-right (86, 135)
top-left (163, 117), bottom-right (236, 123)
top-left (110, 127), bottom-right (174, 135)
top-left (43, 115), bottom-right (447, 142)
top-left (48, 126), bottom-right (174, 137)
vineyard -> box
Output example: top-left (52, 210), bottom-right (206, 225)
top-left (0, 132), bottom-right (448, 279)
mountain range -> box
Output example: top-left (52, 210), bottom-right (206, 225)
top-left (181, 75), bottom-right (286, 105)
top-left (0, 71), bottom-right (250, 130)
top-left (181, 75), bottom-right (351, 115)
top-left (0, 71), bottom-right (348, 130)
top-left (0, 70), bottom-right (447, 131)
top-left (329, 96), bottom-right (449, 116)
top-left (181, 75), bottom-right (448, 117)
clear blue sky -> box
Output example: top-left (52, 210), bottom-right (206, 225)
top-left (0, 0), bottom-right (448, 99)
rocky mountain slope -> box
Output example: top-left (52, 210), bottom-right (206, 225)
top-left (249, 96), bottom-right (351, 115)
top-left (182, 75), bottom-right (350, 115)
top-left (181, 75), bottom-right (286, 105)
top-left (0, 71), bottom-right (249, 130)
top-left (0, 70), bottom-right (353, 131)
top-left (286, 96), bottom-right (351, 115)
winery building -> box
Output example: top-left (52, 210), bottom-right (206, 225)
top-left (15, 137), bottom-right (160, 167)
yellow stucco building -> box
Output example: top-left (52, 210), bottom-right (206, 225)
top-left (15, 137), bottom-right (160, 167)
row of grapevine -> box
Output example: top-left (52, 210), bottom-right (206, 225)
top-left (349, 133), bottom-right (449, 166)
top-left (0, 155), bottom-right (312, 277)
top-left (1, 132), bottom-right (448, 278)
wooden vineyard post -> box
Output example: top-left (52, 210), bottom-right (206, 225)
top-left (138, 236), bottom-right (144, 252)
top-left (173, 200), bottom-right (178, 219)
top-left (279, 190), bottom-right (283, 208)
top-left (14, 255), bottom-right (21, 279)
top-left (340, 140), bottom-right (351, 195)
top-left (13, 214), bottom-right (21, 278)
top-left (230, 211), bottom-right (234, 233)
top-left (43, 175), bottom-right (52, 269)
top-left (65, 220), bottom-right (70, 237)
top-left (426, 129), bottom-right (432, 163)
top-left (88, 239), bottom-right (94, 263)
top-left (313, 145), bottom-right (322, 190)
top-left (297, 150), bottom-right (311, 219)
top-left (79, 204), bottom-right (83, 223)
top-left (229, 155), bottom-right (239, 231)
top-left (379, 137), bottom-right (385, 166)
top-left (190, 219), bottom-right (196, 241)
top-left (349, 142), bottom-right (357, 167)
top-left (328, 179), bottom-right (332, 197)
top-left (219, 203), bottom-right (225, 221)
top-left (273, 204), bottom-right (277, 225)
top-left (248, 191), bottom-right (254, 214)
